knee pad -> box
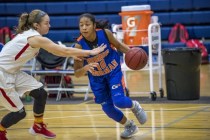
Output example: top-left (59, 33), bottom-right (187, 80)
top-left (29, 87), bottom-right (48, 114)
top-left (1, 107), bottom-right (26, 128)
top-left (113, 96), bottom-right (133, 109)
top-left (102, 102), bottom-right (123, 122)
top-left (29, 87), bottom-right (48, 104)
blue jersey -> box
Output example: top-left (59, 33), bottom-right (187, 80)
top-left (77, 29), bottom-right (121, 79)
top-left (77, 29), bottom-right (126, 104)
top-left (77, 30), bottom-right (133, 119)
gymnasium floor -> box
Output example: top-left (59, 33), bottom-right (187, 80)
top-left (0, 64), bottom-right (210, 140)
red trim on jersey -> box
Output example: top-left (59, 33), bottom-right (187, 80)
top-left (15, 43), bottom-right (30, 60)
top-left (77, 35), bottom-right (83, 42)
top-left (0, 88), bottom-right (17, 107)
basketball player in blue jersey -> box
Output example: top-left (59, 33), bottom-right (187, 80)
top-left (74, 13), bottom-right (147, 138)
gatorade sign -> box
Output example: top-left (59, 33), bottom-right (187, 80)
top-left (126, 16), bottom-right (140, 28)
top-left (119, 5), bottom-right (153, 45)
top-left (125, 16), bottom-right (140, 37)
top-left (127, 17), bottom-right (136, 27)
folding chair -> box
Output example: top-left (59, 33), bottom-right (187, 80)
top-left (31, 45), bottom-right (90, 101)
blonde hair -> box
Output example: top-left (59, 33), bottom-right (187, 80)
top-left (16, 9), bottom-right (47, 33)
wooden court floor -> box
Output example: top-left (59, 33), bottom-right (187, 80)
top-left (0, 65), bottom-right (210, 140)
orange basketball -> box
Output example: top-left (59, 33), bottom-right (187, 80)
top-left (125, 47), bottom-right (148, 70)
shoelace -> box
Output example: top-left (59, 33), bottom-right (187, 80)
top-left (35, 123), bottom-right (48, 130)
top-left (41, 123), bottom-right (48, 129)
top-left (125, 123), bottom-right (133, 130)
top-left (124, 124), bottom-right (135, 133)
top-left (41, 123), bottom-right (47, 128)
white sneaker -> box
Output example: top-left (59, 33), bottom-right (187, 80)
top-left (120, 120), bottom-right (139, 138)
top-left (29, 123), bottom-right (56, 139)
top-left (131, 101), bottom-right (147, 125)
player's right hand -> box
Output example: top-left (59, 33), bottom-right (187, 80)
top-left (84, 63), bottom-right (98, 73)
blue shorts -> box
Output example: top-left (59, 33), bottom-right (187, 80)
top-left (90, 71), bottom-right (126, 104)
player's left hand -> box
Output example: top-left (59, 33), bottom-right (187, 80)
top-left (90, 43), bottom-right (106, 55)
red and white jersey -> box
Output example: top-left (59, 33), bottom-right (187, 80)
top-left (0, 29), bottom-right (41, 74)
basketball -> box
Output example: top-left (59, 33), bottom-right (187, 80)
top-left (125, 47), bottom-right (148, 70)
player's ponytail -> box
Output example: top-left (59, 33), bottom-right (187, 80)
top-left (16, 9), bottom-right (47, 34)
top-left (96, 19), bottom-right (110, 29)
top-left (16, 13), bottom-right (30, 34)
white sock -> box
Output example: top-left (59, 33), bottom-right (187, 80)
top-left (131, 101), bottom-right (136, 109)
top-left (132, 101), bottom-right (142, 110)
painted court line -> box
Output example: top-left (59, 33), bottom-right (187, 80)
top-left (139, 106), bottom-right (210, 139)
top-left (23, 105), bottom-right (210, 121)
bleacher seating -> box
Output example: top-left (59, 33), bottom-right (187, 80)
top-left (149, 0), bottom-right (170, 11)
top-left (170, 0), bottom-right (193, 11)
top-left (192, 0), bottom-right (210, 9)
top-left (0, 0), bottom-right (210, 52)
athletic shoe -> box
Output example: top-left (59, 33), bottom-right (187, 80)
top-left (29, 123), bottom-right (56, 139)
top-left (120, 120), bottom-right (139, 138)
top-left (131, 101), bottom-right (147, 124)
top-left (0, 130), bottom-right (7, 140)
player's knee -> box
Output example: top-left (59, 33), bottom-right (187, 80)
top-left (11, 108), bottom-right (26, 125)
top-left (39, 88), bottom-right (47, 104)
top-left (102, 102), bottom-right (110, 111)
top-left (1, 107), bottom-right (26, 128)
top-left (113, 97), bottom-right (124, 108)
top-left (101, 103), bottom-right (123, 122)
top-left (102, 103), bottom-right (113, 117)
top-left (113, 96), bottom-right (132, 109)
top-left (30, 87), bottom-right (48, 114)
top-left (16, 107), bottom-right (27, 121)
top-left (29, 87), bottom-right (47, 104)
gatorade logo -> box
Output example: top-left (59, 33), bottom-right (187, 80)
top-left (127, 17), bottom-right (135, 27)
top-left (125, 16), bottom-right (141, 37)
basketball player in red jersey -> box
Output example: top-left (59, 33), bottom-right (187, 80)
top-left (0, 9), bottom-right (105, 140)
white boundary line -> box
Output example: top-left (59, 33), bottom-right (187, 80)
top-left (23, 105), bottom-right (210, 121)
